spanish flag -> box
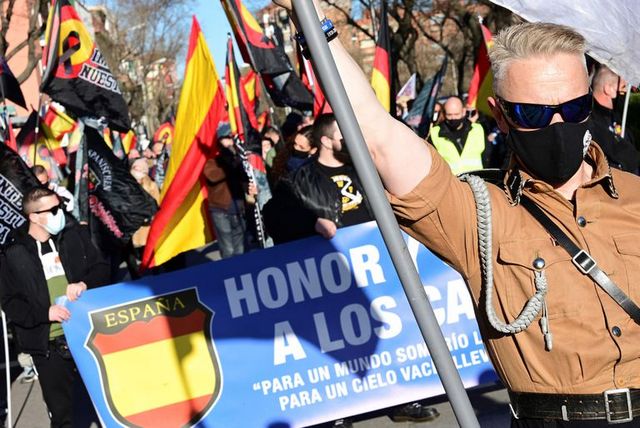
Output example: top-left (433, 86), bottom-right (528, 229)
top-left (371, 1), bottom-right (392, 113)
top-left (141, 17), bottom-right (225, 270)
top-left (466, 21), bottom-right (494, 117)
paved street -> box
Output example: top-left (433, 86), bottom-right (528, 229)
top-left (4, 369), bottom-right (511, 428)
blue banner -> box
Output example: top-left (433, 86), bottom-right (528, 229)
top-left (63, 221), bottom-right (496, 427)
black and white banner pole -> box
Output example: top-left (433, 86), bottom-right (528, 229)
top-left (290, 0), bottom-right (480, 426)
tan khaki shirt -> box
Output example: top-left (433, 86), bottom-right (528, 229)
top-left (389, 143), bottom-right (640, 394)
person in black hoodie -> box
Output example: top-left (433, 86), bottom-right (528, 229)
top-left (0, 186), bottom-right (109, 427)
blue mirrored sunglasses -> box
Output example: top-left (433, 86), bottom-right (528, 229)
top-left (498, 92), bottom-right (593, 129)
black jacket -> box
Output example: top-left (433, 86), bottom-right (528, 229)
top-left (263, 159), bottom-right (342, 244)
top-left (590, 101), bottom-right (639, 174)
top-left (0, 218), bottom-right (109, 355)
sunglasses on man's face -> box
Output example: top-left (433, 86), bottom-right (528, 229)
top-left (35, 204), bottom-right (62, 216)
top-left (498, 92), bottom-right (593, 129)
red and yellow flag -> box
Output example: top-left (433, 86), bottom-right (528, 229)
top-left (141, 17), bottom-right (225, 270)
top-left (371, 1), bottom-right (392, 112)
top-left (466, 22), bottom-right (494, 117)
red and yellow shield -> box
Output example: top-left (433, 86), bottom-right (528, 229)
top-left (87, 288), bottom-right (221, 427)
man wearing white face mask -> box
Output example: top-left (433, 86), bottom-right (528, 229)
top-left (0, 186), bottom-right (109, 427)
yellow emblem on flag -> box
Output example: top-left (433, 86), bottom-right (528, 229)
top-left (86, 288), bottom-right (221, 428)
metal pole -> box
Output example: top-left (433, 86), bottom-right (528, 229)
top-left (291, 1), bottom-right (480, 426)
top-left (620, 89), bottom-right (631, 139)
top-left (2, 309), bottom-right (12, 428)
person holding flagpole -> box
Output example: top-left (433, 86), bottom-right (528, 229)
top-left (275, 0), bottom-right (640, 424)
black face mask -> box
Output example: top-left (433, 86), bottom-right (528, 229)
top-left (291, 149), bottom-right (310, 159)
top-left (506, 118), bottom-right (593, 186)
top-left (445, 118), bottom-right (464, 130)
top-left (613, 91), bottom-right (627, 116)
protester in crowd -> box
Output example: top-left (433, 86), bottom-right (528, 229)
top-left (129, 158), bottom-right (160, 255)
top-left (280, 112), bottom-right (304, 146)
top-left (203, 134), bottom-right (250, 258)
top-left (262, 126), bottom-right (283, 153)
top-left (590, 63), bottom-right (639, 173)
top-left (269, 125), bottom-right (315, 185)
top-left (428, 96), bottom-right (486, 174)
top-left (32, 165), bottom-right (75, 213)
top-left (276, 1), bottom-right (640, 423)
top-left (0, 187), bottom-right (109, 427)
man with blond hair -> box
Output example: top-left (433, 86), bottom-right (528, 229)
top-left (276, 0), bottom-right (640, 424)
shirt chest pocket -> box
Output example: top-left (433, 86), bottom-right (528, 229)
top-left (498, 239), bottom-right (580, 320)
top-left (613, 233), bottom-right (640, 304)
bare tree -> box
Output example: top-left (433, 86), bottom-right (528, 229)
top-left (322, 0), bottom-right (515, 95)
top-left (93, 0), bottom-right (191, 131)
top-left (0, 0), bottom-right (48, 84)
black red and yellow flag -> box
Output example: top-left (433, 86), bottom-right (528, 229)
top-left (371, 1), bottom-right (393, 113)
top-left (41, 0), bottom-right (131, 132)
top-left (221, 0), bottom-right (312, 110)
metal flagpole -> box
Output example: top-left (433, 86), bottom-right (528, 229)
top-left (2, 309), bottom-right (12, 428)
top-left (290, 1), bottom-right (480, 426)
top-left (620, 89), bottom-right (631, 139)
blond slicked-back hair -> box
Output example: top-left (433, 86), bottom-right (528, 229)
top-left (489, 22), bottom-right (587, 96)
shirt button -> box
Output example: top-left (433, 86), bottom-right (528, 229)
top-left (618, 378), bottom-right (626, 386)
top-left (532, 258), bottom-right (546, 269)
top-left (612, 326), bottom-right (622, 337)
top-left (577, 216), bottom-right (587, 227)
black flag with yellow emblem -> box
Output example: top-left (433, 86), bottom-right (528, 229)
top-left (40, 0), bottom-right (130, 132)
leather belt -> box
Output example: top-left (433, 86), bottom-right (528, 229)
top-left (509, 389), bottom-right (640, 424)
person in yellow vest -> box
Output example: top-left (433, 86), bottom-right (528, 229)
top-left (429, 96), bottom-right (486, 175)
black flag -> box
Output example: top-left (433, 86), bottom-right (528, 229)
top-left (0, 143), bottom-right (40, 245)
top-left (0, 57), bottom-right (26, 108)
top-left (85, 127), bottom-right (157, 245)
